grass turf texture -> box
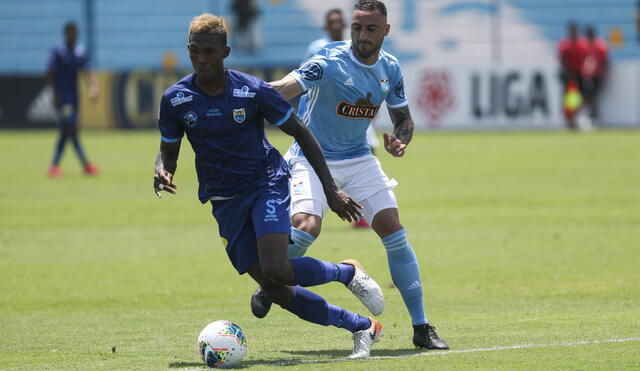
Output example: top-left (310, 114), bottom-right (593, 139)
top-left (1, 129), bottom-right (639, 370)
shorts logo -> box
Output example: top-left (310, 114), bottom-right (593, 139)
top-left (299, 62), bottom-right (323, 81)
top-left (183, 111), bottom-right (198, 127)
top-left (170, 91), bottom-right (193, 106)
top-left (292, 181), bottom-right (304, 196)
top-left (233, 108), bottom-right (246, 123)
top-left (264, 199), bottom-right (279, 222)
top-left (336, 92), bottom-right (380, 119)
top-left (232, 85), bottom-right (256, 98)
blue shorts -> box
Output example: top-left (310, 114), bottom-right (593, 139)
top-left (211, 177), bottom-right (291, 274)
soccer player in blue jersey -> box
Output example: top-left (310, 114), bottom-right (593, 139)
top-left (251, 0), bottom-right (449, 350)
top-left (47, 21), bottom-right (99, 178)
top-left (153, 13), bottom-right (385, 358)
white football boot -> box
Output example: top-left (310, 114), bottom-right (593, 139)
top-left (341, 259), bottom-right (385, 316)
top-left (348, 318), bottom-right (383, 359)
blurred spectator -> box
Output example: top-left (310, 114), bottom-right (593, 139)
top-left (557, 21), bottom-right (588, 129)
top-left (46, 21), bottom-right (99, 178)
top-left (231, 0), bottom-right (261, 53)
top-left (582, 26), bottom-right (609, 124)
top-left (302, 8), bottom-right (346, 62)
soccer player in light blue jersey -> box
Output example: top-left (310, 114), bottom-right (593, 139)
top-left (251, 0), bottom-right (449, 350)
top-left (153, 13), bottom-right (385, 359)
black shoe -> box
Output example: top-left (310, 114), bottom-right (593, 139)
top-left (250, 286), bottom-right (272, 319)
top-left (413, 324), bottom-right (449, 349)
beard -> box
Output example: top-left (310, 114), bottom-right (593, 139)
top-left (352, 40), bottom-right (380, 60)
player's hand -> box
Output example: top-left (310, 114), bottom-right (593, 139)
top-left (383, 133), bottom-right (407, 157)
top-left (88, 85), bottom-right (99, 102)
top-left (326, 189), bottom-right (363, 223)
top-left (154, 168), bottom-right (178, 198)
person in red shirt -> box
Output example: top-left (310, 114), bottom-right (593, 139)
top-left (582, 26), bottom-right (609, 123)
top-left (558, 22), bottom-right (588, 128)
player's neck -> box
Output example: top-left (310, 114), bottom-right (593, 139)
top-left (353, 49), bottom-right (380, 66)
top-left (195, 69), bottom-right (227, 96)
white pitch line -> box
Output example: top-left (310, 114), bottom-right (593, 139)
top-left (249, 337), bottom-right (640, 367)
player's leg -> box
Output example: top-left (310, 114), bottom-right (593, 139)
top-left (48, 124), bottom-right (70, 177)
top-left (365, 195), bottom-right (448, 350)
top-left (64, 105), bottom-right (99, 175)
top-left (249, 236), bottom-right (383, 358)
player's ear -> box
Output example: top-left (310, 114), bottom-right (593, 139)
top-left (223, 46), bottom-right (231, 59)
top-left (385, 23), bottom-right (390, 36)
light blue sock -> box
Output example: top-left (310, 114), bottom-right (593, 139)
top-left (288, 227), bottom-right (316, 258)
top-left (382, 229), bottom-right (427, 326)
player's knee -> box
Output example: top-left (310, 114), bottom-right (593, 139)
top-left (291, 213), bottom-right (321, 238)
top-left (261, 262), bottom-right (293, 286)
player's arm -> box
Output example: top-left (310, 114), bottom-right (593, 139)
top-left (279, 116), bottom-right (362, 222)
top-left (153, 140), bottom-right (180, 198)
top-left (384, 105), bottom-right (414, 157)
top-left (269, 74), bottom-right (304, 101)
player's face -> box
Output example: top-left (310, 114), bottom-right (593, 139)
top-left (326, 13), bottom-right (345, 41)
top-left (64, 25), bottom-right (77, 47)
top-left (188, 33), bottom-right (230, 81)
top-left (351, 9), bottom-right (389, 61)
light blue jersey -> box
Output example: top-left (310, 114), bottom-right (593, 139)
top-left (288, 41), bottom-right (407, 161)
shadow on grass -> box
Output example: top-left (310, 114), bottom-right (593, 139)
top-left (169, 348), bottom-right (427, 368)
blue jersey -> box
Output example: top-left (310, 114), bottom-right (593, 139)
top-left (159, 70), bottom-right (293, 203)
top-left (288, 41), bottom-right (407, 160)
top-left (47, 44), bottom-right (90, 105)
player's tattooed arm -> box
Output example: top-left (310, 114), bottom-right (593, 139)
top-left (154, 141), bottom-right (181, 198)
top-left (384, 105), bottom-right (414, 157)
top-left (279, 116), bottom-right (362, 222)
top-left (269, 74), bottom-right (304, 101)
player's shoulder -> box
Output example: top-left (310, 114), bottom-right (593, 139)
top-left (162, 73), bottom-right (196, 100)
top-left (227, 69), bottom-right (265, 91)
top-left (378, 48), bottom-right (401, 66)
top-left (312, 40), bottom-right (350, 60)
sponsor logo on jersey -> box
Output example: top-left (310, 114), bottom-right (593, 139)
top-left (299, 62), bottom-right (323, 81)
top-left (232, 108), bottom-right (246, 123)
top-left (206, 108), bottom-right (222, 117)
top-left (336, 93), bottom-right (380, 119)
top-left (183, 111), bottom-right (198, 127)
top-left (232, 85), bottom-right (256, 98)
top-left (170, 91), bottom-right (193, 106)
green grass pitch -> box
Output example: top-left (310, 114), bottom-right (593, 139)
top-left (1, 129), bottom-right (639, 370)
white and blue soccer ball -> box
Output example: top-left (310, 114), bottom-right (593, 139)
top-left (197, 320), bottom-right (247, 368)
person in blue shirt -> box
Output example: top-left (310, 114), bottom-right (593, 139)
top-left (47, 21), bottom-right (99, 178)
top-left (153, 13), bottom-right (385, 359)
top-left (251, 0), bottom-right (449, 350)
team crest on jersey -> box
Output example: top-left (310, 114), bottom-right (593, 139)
top-left (380, 77), bottom-right (390, 92)
top-left (170, 91), bottom-right (193, 106)
top-left (183, 111), bottom-right (198, 127)
top-left (233, 108), bottom-right (246, 123)
top-left (336, 93), bottom-right (380, 119)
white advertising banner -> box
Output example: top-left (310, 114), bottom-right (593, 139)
top-left (375, 62), bottom-right (639, 131)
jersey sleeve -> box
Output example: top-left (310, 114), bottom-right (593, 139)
top-left (255, 81), bottom-right (294, 127)
top-left (158, 94), bottom-right (184, 142)
top-left (46, 48), bottom-right (58, 70)
top-left (386, 62), bottom-right (408, 109)
top-left (290, 54), bottom-right (331, 92)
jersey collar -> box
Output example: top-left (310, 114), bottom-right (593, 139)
top-left (348, 40), bottom-right (381, 69)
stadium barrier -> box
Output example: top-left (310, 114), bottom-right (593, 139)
top-left (0, 63), bottom-right (637, 130)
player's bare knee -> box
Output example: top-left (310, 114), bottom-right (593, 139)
top-left (292, 213), bottom-right (322, 237)
top-left (261, 263), bottom-right (293, 286)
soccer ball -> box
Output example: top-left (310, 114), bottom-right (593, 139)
top-left (197, 320), bottom-right (247, 368)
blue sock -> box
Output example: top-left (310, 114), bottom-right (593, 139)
top-left (283, 286), bottom-right (371, 332)
top-left (382, 229), bottom-right (427, 325)
top-left (290, 257), bottom-right (355, 286)
top-left (288, 227), bottom-right (316, 258)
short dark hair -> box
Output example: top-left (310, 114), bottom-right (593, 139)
top-left (64, 21), bottom-right (77, 32)
top-left (354, 0), bottom-right (387, 17)
top-left (325, 8), bottom-right (343, 24)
